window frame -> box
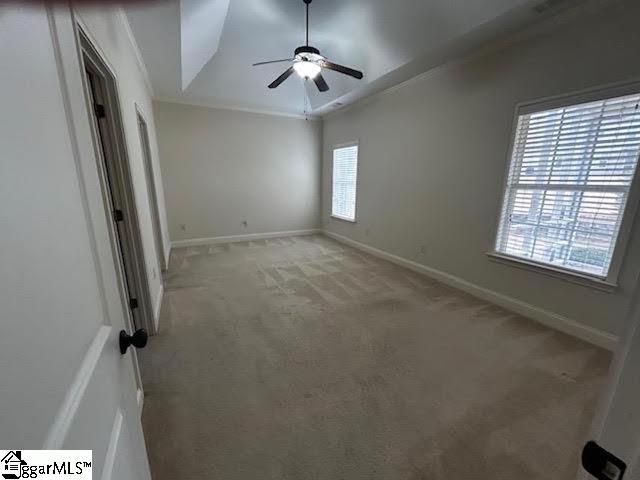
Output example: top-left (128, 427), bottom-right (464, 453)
top-left (489, 80), bottom-right (640, 290)
top-left (330, 141), bottom-right (360, 223)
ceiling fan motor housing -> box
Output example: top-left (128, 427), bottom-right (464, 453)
top-left (294, 45), bottom-right (324, 66)
top-left (294, 46), bottom-right (320, 56)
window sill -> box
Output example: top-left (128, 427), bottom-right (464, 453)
top-left (486, 252), bottom-right (617, 292)
top-left (330, 214), bottom-right (357, 224)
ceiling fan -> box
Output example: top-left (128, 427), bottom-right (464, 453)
top-left (252, 0), bottom-right (363, 92)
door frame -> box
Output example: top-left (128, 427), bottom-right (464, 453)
top-left (135, 107), bottom-right (167, 272)
top-left (77, 26), bottom-right (156, 339)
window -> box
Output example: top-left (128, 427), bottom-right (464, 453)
top-left (332, 143), bottom-right (358, 221)
top-left (495, 89), bottom-right (640, 281)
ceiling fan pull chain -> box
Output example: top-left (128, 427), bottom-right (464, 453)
top-left (303, 80), bottom-right (308, 119)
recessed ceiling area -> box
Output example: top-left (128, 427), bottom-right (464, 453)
top-left (125, 0), bottom-right (577, 116)
top-left (180, 0), bottom-right (230, 90)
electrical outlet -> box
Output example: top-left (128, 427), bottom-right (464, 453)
top-left (365, 227), bottom-right (371, 236)
top-left (242, 220), bottom-right (248, 227)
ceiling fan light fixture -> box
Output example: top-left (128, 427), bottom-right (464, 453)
top-left (293, 60), bottom-right (321, 79)
top-left (256, 0), bottom-right (363, 91)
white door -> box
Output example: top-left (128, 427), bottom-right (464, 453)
top-left (578, 280), bottom-right (640, 479)
top-left (0, 4), bottom-right (151, 480)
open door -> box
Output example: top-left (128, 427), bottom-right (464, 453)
top-left (578, 281), bottom-right (640, 479)
top-left (0, 4), bottom-right (151, 479)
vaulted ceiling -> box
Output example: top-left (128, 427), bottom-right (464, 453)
top-left (125, 0), bottom-right (578, 117)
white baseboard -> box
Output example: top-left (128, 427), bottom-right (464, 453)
top-left (324, 230), bottom-right (618, 351)
top-left (153, 284), bottom-right (164, 331)
top-left (171, 229), bottom-right (321, 248)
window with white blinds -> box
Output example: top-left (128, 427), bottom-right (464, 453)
top-left (331, 144), bottom-right (359, 221)
top-left (495, 91), bottom-right (640, 279)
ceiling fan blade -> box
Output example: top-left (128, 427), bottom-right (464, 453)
top-left (314, 73), bottom-right (329, 92)
top-left (252, 58), bottom-right (293, 67)
top-left (268, 67), bottom-right (295, 89)
top-left (320, 60), bottom-right (363, 80)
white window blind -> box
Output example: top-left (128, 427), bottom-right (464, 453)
top-left (496, 92), bottom-right (640, 279)
top-left (332, 144), bottom-right (358, 221)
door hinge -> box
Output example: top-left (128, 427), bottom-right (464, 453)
top-left (113, 209), bottom-right (124, 222)
top-left (129, 298), bottom-right (139, 310)
top-left (582, 441), bottom-right (626, 480)
top-left (94, 103), bottom-right (106, 119)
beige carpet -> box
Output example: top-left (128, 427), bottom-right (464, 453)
top-left (140, 234), bottom-right (610, 480)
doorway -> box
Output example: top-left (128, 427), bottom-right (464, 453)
top-left (136, 111), bottom-right (166, 272)
top-left (80, 32), bottom-right (155, 335)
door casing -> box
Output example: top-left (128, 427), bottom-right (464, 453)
top-left (136, 109), bottom-right (167, 272)
top-left (79, 30), bottom-right (156, 337)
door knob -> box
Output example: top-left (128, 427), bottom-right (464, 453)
top-left (119, 329), bottom-right (148, 355)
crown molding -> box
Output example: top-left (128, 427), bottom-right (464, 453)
top-left (153, 96), bottom-right (322, 121)
top-left (321, 0), bottom-right (617, 120)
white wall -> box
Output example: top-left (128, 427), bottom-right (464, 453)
top-left (322, 0), bottom-right (640, 339)
top-left (154, 101), bottom-right (322, 242)
top-left (76, 7), bottom-right (170, 324)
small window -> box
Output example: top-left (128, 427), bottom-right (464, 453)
top-left (331, 143), bottom-right (358, 222)
top-left (495, 89), bottom-right (640, 280)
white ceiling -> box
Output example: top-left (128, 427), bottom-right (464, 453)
top-left (125, 0), bottom-right (577, 117)
top-left (180, 0), bottom-right (230, 90)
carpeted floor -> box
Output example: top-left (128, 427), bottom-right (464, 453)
top-left (140, 234), bottom-right (610, 480)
